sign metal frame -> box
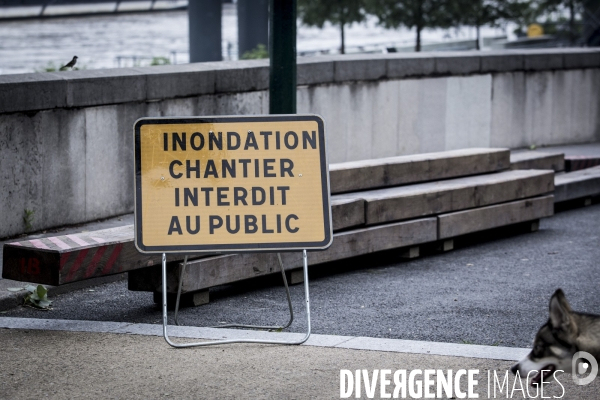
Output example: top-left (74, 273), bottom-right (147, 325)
top-left (134, 114), bottom-right (331, 348)
top-left (133, 114), bottom-right (333, 254)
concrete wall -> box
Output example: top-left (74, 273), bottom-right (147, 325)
top-left (1, 49), bottom-right (599, 238)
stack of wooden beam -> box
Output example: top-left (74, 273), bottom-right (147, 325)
top-left (127, 148), bottom-right (554, 302)
top-left (3, 148), bottom-right (555, 305)
top-left (510, 150), bottom-right (600, 204)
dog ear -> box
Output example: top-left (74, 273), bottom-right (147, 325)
top-left (549, 289), bottom-right (573, 330)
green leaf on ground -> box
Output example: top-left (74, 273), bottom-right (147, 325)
top-left (22, 284), bottom-right (53, 310)
top-left (36, 285), bottom-right (47, 298)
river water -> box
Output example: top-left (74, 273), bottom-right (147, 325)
top-left (0, 4), bottom-right (508, 75)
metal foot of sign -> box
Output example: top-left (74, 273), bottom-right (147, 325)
top-left (174, 253), bottom-right (295, 330)
top-left (161, 250), bottom-right (312, 348)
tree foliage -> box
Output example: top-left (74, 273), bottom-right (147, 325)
top-left (450, 0), bottom-right (533, 49)
top-left (365, 0), bottom-right (456, 51)
top-left (241, 44), bottom-right (269, 59)
top-left (535, 0), bottom-right (588, 43)
top-left (298, 0), bottom-right (367, 54)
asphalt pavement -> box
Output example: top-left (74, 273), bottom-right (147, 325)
top-left (3, 203), bottom-right (600, 349)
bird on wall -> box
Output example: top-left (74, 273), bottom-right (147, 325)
top-left (60, 56), bottom-right (78, 70)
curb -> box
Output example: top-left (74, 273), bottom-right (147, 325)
top-left (0, 273), bottom-right (126, 312)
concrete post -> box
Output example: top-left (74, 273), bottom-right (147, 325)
top-left (237, 0), bottom-right (269, 59)
top-left (188, 0), bottom-right (222, 62)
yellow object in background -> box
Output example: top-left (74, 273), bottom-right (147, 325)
top-left (528, 24), bottom-right (544, 38)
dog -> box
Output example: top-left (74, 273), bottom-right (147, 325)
top-left (511, 289), bottom-right (600, 385)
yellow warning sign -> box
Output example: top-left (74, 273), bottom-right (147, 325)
top-left (133, 115), bottom-right (332, 253)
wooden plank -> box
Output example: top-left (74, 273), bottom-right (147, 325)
top-left (1, 226), bottom-right (207, 286)
top-left (554, 166), bottom-right (600, 203)
top-left (331, 198), bottom-right (365, 231)
top-left (329, 148), bottom-right (510, 194)
top-left (510, 151), bottom-right (564, 172)
top-left (2, 197), bottom-right (362, 286)
top-left (565, 156), bottom-right (600, 172)
top-left (335, 169), bottom-right (554, 226)
top-left (128, 217), bottom-right (437, 294)
top-left (438, 195), bottom-right (554, 239)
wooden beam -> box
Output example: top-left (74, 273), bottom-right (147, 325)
top-left (331, 198), bottom-right (365, 231)
top-left (510, 151), bottom-right (564, 172)
top-left (554, 166), bottom-right (600, 202)
top-left (335, 170), bottom-right (554, 226)
top-left (329, 148), bottom-right (509, 194)
top-left (2, 197), bottom-right (363, 286)
top-left (1, 226), bottom-right (209, 286)
top-left (437, 195), bottom-right (554, 239)
top-left (128, 217), bottom-right (437, 294)
top-left (564, 156), bottom-right (600, 172)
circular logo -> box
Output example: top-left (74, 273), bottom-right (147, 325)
top-left (572, 351), bottom-right (598, 386)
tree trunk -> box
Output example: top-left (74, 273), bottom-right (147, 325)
top-left (569, 0), bottom-right (576, 45)
top-left (340, 21), bottom-right (345, 54)
top-left (476, 25), bottom-right (481, 50)
top-left (415, 1), bottom-right (423, 52)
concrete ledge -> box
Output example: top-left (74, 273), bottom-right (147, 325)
top-left (386, 53), bottom-right (435, 78)
top-left (297, 57), bottom-right (335, 85)
top-left (434, 52), bottom-right (481, 75)
top-left (65, 69), bottom-right (147, 107)
top-left (561, 48), bottom-right (600, 69)
top-left (333, 54), bottom-right (388, 82)
top-left (139, 64), bottom-right (216, 100)
top-left (212, 59), bottom-right (269, 93)
top-left (480, 51), bottom-right (524, 73)
top-left (523, 49), bottom-right (565, 71)
top-left (0, 72), bottom-right (68, 113)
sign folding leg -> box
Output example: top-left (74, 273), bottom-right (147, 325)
top-left (161, 250), bottom-right (312, 348)
top-left (174, 253), bottom-right (294, 330)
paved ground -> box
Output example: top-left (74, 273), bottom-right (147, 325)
top-left (2, 147), bottom-right (599, 398)
top-left (3, 203), bottom-right (600, 349)
top-left (1, 327), bottom-right (599, 400)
